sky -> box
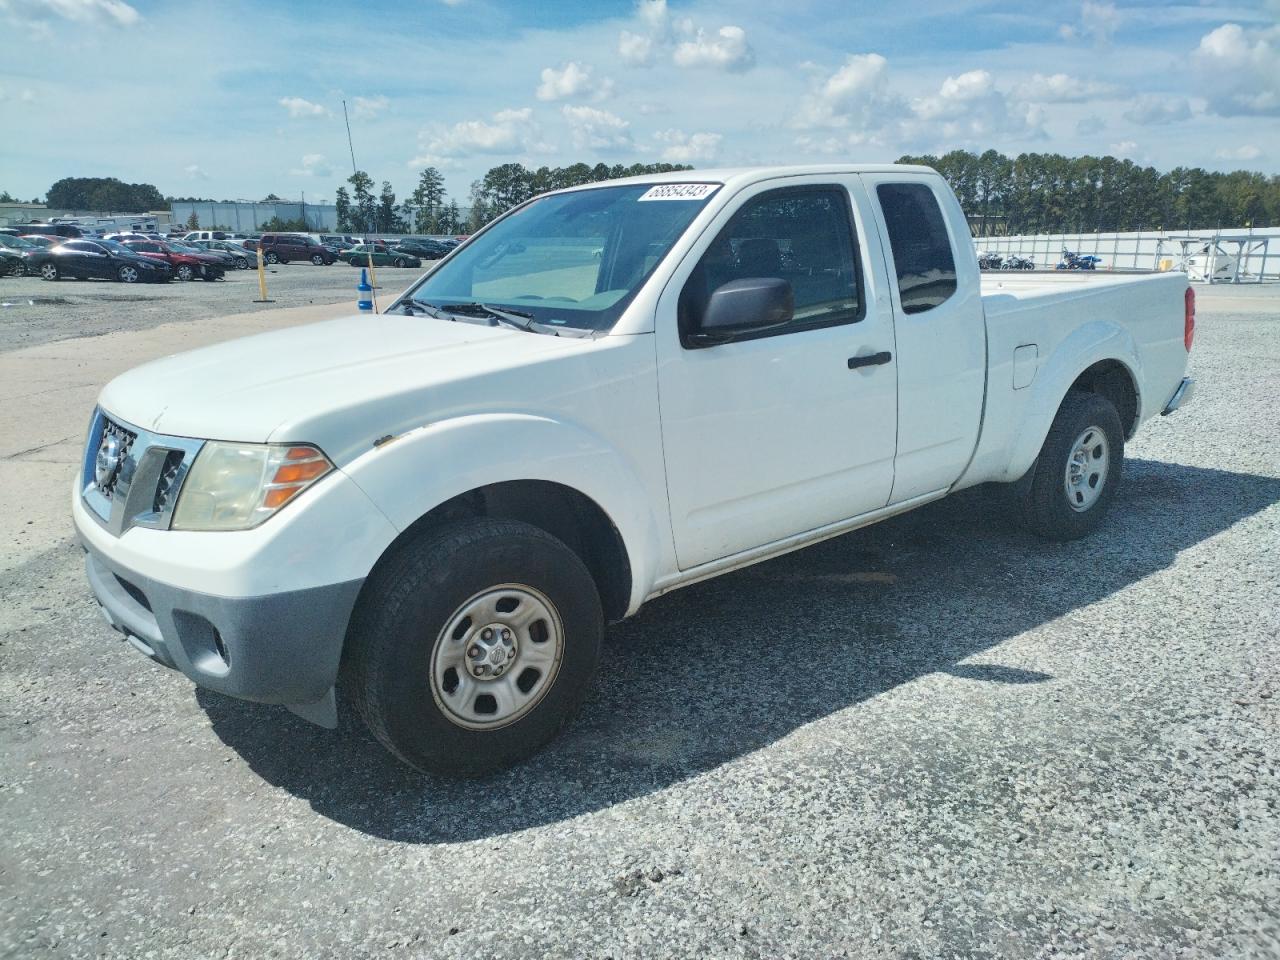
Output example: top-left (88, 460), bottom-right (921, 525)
top-left (1, 0), bottom-right (1277, 208)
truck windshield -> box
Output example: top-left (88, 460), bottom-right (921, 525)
top-left (401, 183), bottom-right (720, 332)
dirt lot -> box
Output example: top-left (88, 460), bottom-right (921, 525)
top-left (0, 263), bottom-right (421, 353)
top-left (0, 282), bottom-right (1277, 959)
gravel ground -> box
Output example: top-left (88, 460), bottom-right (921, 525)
top-left (0, 264), bottom-right (421, 353)
top-left (1, 284), bottom-right (1277, 959)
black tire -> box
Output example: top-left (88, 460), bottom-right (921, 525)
top-left (117, 264), bottom-right (140, 283)
top-left (346, 518), bottom-right (603, 776)
top-left (1020, 392), bottom-right (1124, 541)
top-left (237, 257), bottom-right (248, 269)
top-left (39, 262), bottom-right (59, 281)
top-left (265, 251), bottom-right (279, 264)
top-left (393, 257), bottom-right (407, 268)
top-left (175, 263), bottom-right (194, 281)
top-left (311, 253), bottom-right (324, 265)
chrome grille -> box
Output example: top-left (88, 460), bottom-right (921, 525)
top-left (81, 408), bottom-right (204, 536)
top-left (152, 450), bottom-right (185, 513)
top-left (99, 418), bottom-right (136, 500)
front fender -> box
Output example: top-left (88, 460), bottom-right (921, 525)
top-left (1004, 319), bottom-right (1143, 481)
top-left (341, 413), bottom-right (665, 614)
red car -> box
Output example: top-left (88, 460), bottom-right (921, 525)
top-left (121, 239), bottom-right (225, 281)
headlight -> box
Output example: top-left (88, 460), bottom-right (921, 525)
top-left (171, 442), bottom-right (333, 531)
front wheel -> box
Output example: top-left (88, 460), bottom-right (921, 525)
top-left (393, 257), bottom-right (407, 268)
top-left (265, 251), bottom-right (279, 265)
top-left (117, 264), bottom-right (139, 283)
top-left (39, 262), bottom-right (59, 281)
top-left (311, 253), bottom-right (324, 265)
top-left (1020, 392), bottom-right (1124, 541)
top-left (346, 519), bottom-right (603, 776)
top-left (236, 257), bottom-right (248, 269)
top-left (175, 264), bottom-right (194, 281)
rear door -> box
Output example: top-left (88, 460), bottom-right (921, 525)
top-left (655, 176), bottom-right (899, 570)
top-left (859, 173), bottom-right (986, 502)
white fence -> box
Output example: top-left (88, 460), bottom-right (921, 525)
top-left (975, 227), bottom-right (1280, 279)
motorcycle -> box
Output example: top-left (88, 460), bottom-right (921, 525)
top-left (1057, 248), bottom-right (1102, 271)
top-left (1001, 254), bottom-right (1035, 270)
top-left (977, 251), bottom-right (1003, 270)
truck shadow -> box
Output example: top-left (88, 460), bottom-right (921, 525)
top-left (198, 457), bottom-right (1280, 843)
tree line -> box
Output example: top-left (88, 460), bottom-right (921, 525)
top-left (897, 149), bottom-right (1280, 235)
top-left (335, 161), bottom-right (693, 236)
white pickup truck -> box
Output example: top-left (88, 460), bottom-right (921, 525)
top-left (75, 165), bottom-right (1196, 774)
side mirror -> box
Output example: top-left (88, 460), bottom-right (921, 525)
top-left (687, 277), bottom-right (794, 347)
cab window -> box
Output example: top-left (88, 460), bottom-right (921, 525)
top-left (875, 182), bottom-right (957, 314)
top-left (679, 186), bottom-right (863, 346)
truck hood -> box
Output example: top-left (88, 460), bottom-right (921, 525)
top-left (99, 312), bottom-right (587, 461)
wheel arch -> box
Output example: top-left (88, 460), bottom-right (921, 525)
top-left (1004, 320), bottom-right (1143, 482)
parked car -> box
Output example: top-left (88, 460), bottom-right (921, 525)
top-left (73, 165), bottom-right (1197, 776)
top-left (0, 233), bottom-right (39, 275)
top-left (342, 243), bottom-right (421, 268)
top-left (182, 230), bottom-right (233, 243)
top-left (13, 222), bottom-right (84, 239)
top-left (0, 248), bottom-right (25, 277)
top-left (120, 239), bottom-right (225, 281)
top-left (170, 239), bottom-right (238, 272)
top-left (27, 237), bottom-right (172, 283)
top-left (319, 235), bottom-right (359, 251)
top-left (259, 233), bottom-right (336, 265)
top-left (190, 239), bottom-right (254, 269)
top-left (18, 235), bottom-right (65, 249)
top-left (391, 238), bottom-right (451, 260)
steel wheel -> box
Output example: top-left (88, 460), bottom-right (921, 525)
top-left (117, 264), bottom-right (139, 283)
top-left (1064, 426), bottom-right (1109, 512)
top-left (429, 583), bottom-right (565, 731)
top-left (39, 262), bottom-right (59, 281)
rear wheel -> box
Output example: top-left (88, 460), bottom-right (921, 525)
top-left (117, 264), bottom-right (139, 283)
top-left (393, 257), bottom-right (407, 268)
top-left (39, 262), bottom-right (59, 281)
top-left (1020, 392), bottom-right (1124, 541)
top-left (346, 518), bottom-right (603, 776)
top-left (237, 257), bottom-right (248, 269)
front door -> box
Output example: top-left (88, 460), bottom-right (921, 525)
top-left (656, 178), bottom-right (899, 570)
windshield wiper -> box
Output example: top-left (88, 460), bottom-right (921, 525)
top-left (402, 299), bottom-right (593, 337)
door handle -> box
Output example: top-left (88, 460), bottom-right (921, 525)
top-left (847, 351), bottom-right (893, 370)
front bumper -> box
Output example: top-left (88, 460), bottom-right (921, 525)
top-left (1161, 377), bottom-right (1196, 416)
top-left (80, 534), bottom-right (362, 726)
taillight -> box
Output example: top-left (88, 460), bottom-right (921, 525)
top-left (1184, 287), bottom-right (1195, 352)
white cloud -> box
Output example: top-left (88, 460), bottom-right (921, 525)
top-left (184, 164), bottom-right (209, 181)
top-left (654, 129), bottom-right (722, 164)
top-left (1193, 23), bottom-right (1280, 116)
top-left (351, 95), bottom-right (389, 119)
top-left (1028, 73), bottom-right (1123, 103)
top-left (1214, 145), bottom-right (1263, 162)
top-left (1108, 140), bottom-right (1138, 157)
top-left (0, 0), bottom-right (139, 26)
top-left (536, 62), bottom-right (613, 102)
top-left (910, 69), bottom-right (1044, 141)
top-left (289, 153), bottom-right (333, 177)
top-left (795, 53), bottom-right (900, 132)
top-left (412, 107), bottom-right (540, 163)
top-left (617, 0), bottom-right (753, 72)
top-left (673, 25), bottom-right (754, 72)
top-left (0, 86), bottom-right (36, 104)
top-left (279, 96), bottom-right (330, 118)
top-left (1122, 95), bottom-right (1192, 125)
top-left (562, 105), bottom-right (632, 150)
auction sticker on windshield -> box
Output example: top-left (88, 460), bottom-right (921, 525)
top-left (638, 183), bottom-right (720, 201)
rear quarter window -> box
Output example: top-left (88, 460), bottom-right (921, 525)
top-left (876, 182), bottom-right (958, 314)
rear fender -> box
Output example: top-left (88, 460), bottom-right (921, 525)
top-left (1003, 319), bottom-right (1142, 482)
top-left (341, 413), bottom-right (664, 614)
